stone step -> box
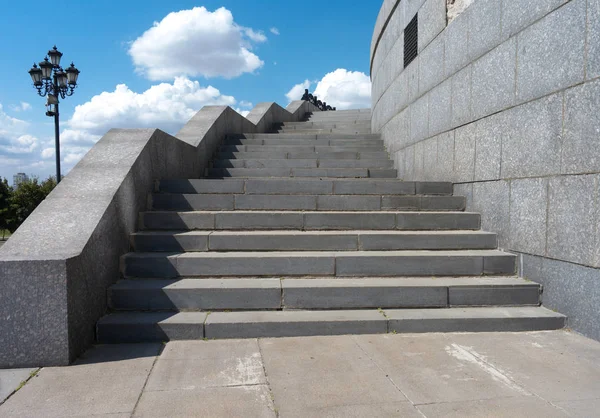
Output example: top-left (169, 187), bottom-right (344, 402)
top-left (214, 151), bottom-right (390, 160)
top-left (223, 138), bottom-right (383, 146)
top-left (277, 128), bottom-right (372, 134)
top-left (150, 193), bottom-right (465, 211)
top-left (282, 121), bottom-right (372, 128)
top-left (157, 179), bottom-right (452, 195)
top-left (205, 168), bottom-right (397, 178)
top-left (140, 211), bottom-right (481, 231)
top-left (131, 230), bottom-right (497, 252)
top-left (121, 250), bottom-right (516, 279)
top-left (211, 159), bottom-right (394, 169)
top-left (228, 133), bottom-right (380, 140)
top-left (218, 145), bottom-right (385, 153)
top-left (108, 277), bottom-right (541, 311)
top-left (96, 307), bottom-right (565, 343)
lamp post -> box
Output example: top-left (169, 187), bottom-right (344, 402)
top-left (28, 46), bottom-right (80, 183)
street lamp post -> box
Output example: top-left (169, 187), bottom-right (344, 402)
top-left (28, 46), bottom-right (80, 183)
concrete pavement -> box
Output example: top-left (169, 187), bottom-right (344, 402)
top-left (1, 330), bottom-right (599, 417)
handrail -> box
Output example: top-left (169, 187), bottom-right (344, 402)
top-left (301, 89), bottom-right (336, 111)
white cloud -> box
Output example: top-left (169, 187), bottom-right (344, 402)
top-left (129, 7), bottom-right (266, 80)
top-left (286, 69), bottom-right (372, 110)
top-left (285, 80), bottom-right (311, 103)
top-left (0, 105), bottom-right (40, 155)
top-left (239, 101), bottom-right (253, 108)
top-left (41, 148), bottom-right (55, 159)
top-left (270, 27), bottom-right (280, 35)
top-left (10, 102), bottom-right (32, 112)
top-left (234, 108), bottom-right (250, 117)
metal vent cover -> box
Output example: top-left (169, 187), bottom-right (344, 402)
top-left (404, 14), bottom-right (418, 68)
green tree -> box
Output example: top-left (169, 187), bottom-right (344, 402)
top-left (7, 176), bottom-right (56, 233)
top-left (0, 177), bottom-right (12, 240)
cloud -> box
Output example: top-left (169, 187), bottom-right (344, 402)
top-left (128, 6), bottom-right (265, 80)
top-left (0, 105), bottom-right (40, 155)
top-left (10, 102), bottom-right (32, 112)
top-left (285, 80), bottom-right (311, 103)
top-left (239, 101), bottom-right (253, 108)
top-left (286, 69), bottom-right (372, 110)
top-left (270, 27), bottom-right (280, 35)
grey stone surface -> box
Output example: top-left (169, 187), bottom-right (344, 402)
top-left (474, 113), bottom-right (504, 181)
top-left (235, 194), bottom-right (317, 210)
top-left (141, 211), bottom-right (215, 230)
top-left (472, 180), bottom-right (510, 247)
top-left (132, 231), bottom-right (209, 252)
top-left (176, 252), bottom-right (336, 277)
top-left (318, 159), bottom-right (393, 169)
top-left (428, 79), bottom-right (452, 136)
top-left (522, 252), bottom-right (600, 341)
top-left (420, 196), bottom-right (466, 211)
top-left (589, 0), bottom-right (600, 79)
top-left (435, 131), bottom-right (455, 181)
top-left (382, 108), bottom-right (410, 153)
top-left (445, 10), bottom-right (470, 77)
top-left (109, 279), bottom-right (282, 310)
top-left (206, 310), bottom-right (387, 339)
top-left (304, 212), bottom-right (397, 230)
top-left (451, 65), bottom-right (472, 128)
top-left (317, 195), bottom-right (381, 211)
top-left (0, 368), bottom-right (37, 404)
top-left (547, 175), bottom-right (598, 266)
top-left (449, 283), bottom-right (540, 307)
top-left (453, 182), bottom-right (473, 210)
top-left (422, 137), bottom-right (438, 181)
top-left (562, 79), bottom-right (600, 173)
top-left (418, 0), bottom-right (447, 52)
top-left (454, 123), bottom-right (476, 182)
top-left (418, 34), bottom-right (445, 95)
top-left (396, 212), bottom-right (480, 230)
top-left (508, 178), bottom-right (548, 255)
top-left (358, 231), bottom-right (497, 250)
top-left (381, 196), bottom-right (424, 210)
top-left (333, 180), bottom-right (415, 195)
top-left (407, 55), bottom-right (420, 102)
top-left (416, 180), bottom-right (453, 195)
top-left (245, 179), bottom-right (333, 195)
top-left (209, 231), bottom-right (358, 251)
top-left (501, 92), bottom-right (563, 178)
top-left (215, 212), bottom-right (304, 230)
top-left (0, 344), bottom-right (160, 416)
top-left (410, 93), bottom-right (429, 143)
top-left (468, 0), bottom-right (503, 62)
top-left (516, 0), bottom-right (586, 103)
top-left (159, 179), bottom-right (244, 194)
top-left (152, 193), bottom-right (234, 211)
top-left (502, 0), bottom-right (568, 39)
top-left (471, 37), bottom-right (517, 120)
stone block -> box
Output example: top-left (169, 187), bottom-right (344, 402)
top-left (141, 212), bottom-right (215, 230)
top-left (449, 284), bottom-right (541, 306)
top-left (422, 137), bottom-right (438, 181)
top-left (382, 107), bottom-right (410, 152)
top-left (502, 0), bottom-right (568, 39)
top-left (420, 196), bottom-right (466, 211)
top-left (516, 0), bottom-right (586, 103)
top-left (508, 178), bottom-right (548, 255)
top-left (416, 181), bottom-right (453, 195)
top-left (418, 0), bottom-right (447, 52)
top-left (454, 124), bottom-right (476, 182)
top-left (205, 311), bottom-right (388, 339)
top-left (472, 181), bottom-right (510, 247)
top-left (435, 131), bottom-right (455, 181)
top-left (501, 93), bottom-right (563, 178)
top-left (210, 231), bottom-right (358, 252)
top-left (474, 112), bottom-right (504, 181)
top-left (413, 141), bottom-right (425, 180)
top-left (468, 0), bottom-right (503, 61)
top-left (403, 145), bottom-right (415, 180)
top-left (234, 195), bottom-right (317, 211)
top-left (407, 56), bottom-right (420, 102)
top-left (215, 212), bottom-right (303, 230)
top-left (159, 179), bottom-right (244, 194)
top-left (451, 65), bottom-right (472, 128)
top-left (588, 0), bottom-right (600, 79)
top-left (428, 79), bottom-right (452, 136)
top-left (410, 94), bottom-right (429, 143)
top-left (131, 232), bottom-right (209, 252)
top-left (419, 34), bottom-right (445, 94)
top-left (245, 179), bottom-right (333, 195)
top-left (151, 194), bottom-right (234, 211)
top-left (562, 79), bottom-right (600, 174)
top-left (453, 183), bottom-right (473, 211)
top-left (333, 180), bottom-right (416, 195)
top-left (445, 10), bottom-right (470, 77)
top-left (282, 279), bottom-right (447, 309)
top-left (317, 196), bottom-right (381, 211)
top-left (304, 213), bottom-right (397, 230)
top-left (547, 175), bottom-right (597, 265)
top-left (471, 37), bottom-right (517, 120)
top-left (381, 196), bottom-right (421, 210)
top-left (397, 212), bottom-right (480, 230)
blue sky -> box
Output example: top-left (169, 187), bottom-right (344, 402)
top-left (0, 0), bottom-right (378, 182)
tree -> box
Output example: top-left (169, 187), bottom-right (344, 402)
top-left (6, 176), bottom-right (56, 233)
top-left (0, 177), bottom-right (12, 240)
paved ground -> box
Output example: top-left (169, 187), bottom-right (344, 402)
top-left (1, 330), bottom-right (599, 417)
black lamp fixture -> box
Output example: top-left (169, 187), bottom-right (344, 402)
top-left (28, 46), bottom-right (80, 183)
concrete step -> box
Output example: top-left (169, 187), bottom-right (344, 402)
top-left (96, 307), bottom-right (564, 343)
top-left (140, 211), bottom-right (481, 231)
top-left (214, 151), bottom-right (390, 160)
top-left (131, 230), bottom-right (497, 252)
top-left (223, 138), bottom-right (383, 146)
top-left (205, 168), bottom-right (397, 178)
top-left (157, 179), bottom-right (452, 195)
top-left (150, 193), bottom-right (465, 211)
top-left (277, 128), bottom-right (372, 134)
top-left (211, 159), bottom-right (394, 169)
top-left (121, 250), bottom-right (516, 279)
top-left (108, 277), bottom-right (540, 311)
top-left (218, 145), bottom-right (385, 153)
top-left (228, 133), bottom-right (380, 140)
top-left (282, 121), bottom-right (372, 128)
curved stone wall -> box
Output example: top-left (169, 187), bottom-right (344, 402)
top-left (371, 0), bottom-right (600, 340)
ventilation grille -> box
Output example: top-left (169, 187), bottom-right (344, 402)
top-left (404, 14), bottom-right (418, 68)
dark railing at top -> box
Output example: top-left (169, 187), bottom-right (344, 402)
top-left (301, 89), bottom-right (336, 111)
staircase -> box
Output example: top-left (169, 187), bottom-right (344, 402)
top-left (97, 109), bottom-right (565, 343)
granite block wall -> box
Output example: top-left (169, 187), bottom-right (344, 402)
top-left (371, 0), bottom-right (600, 340)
